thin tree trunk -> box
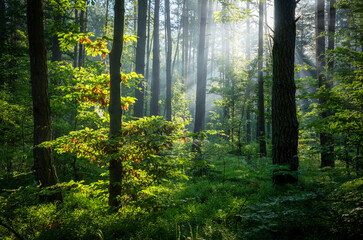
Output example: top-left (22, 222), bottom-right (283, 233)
top-left (182, 0), bottom-right (189, 86)
top-left (246, 1), bottom-right (251, 143)
top-left (272, 0), bottom-right (299, 184)
top-left (144, 0), bottom-right (152, 117)
top-left (257, 0), bottom-right (267, 157)
top-left (165, 0), bottom-right (172, 121)
top-left (108, 0), bottom-right (125, 208)
top-left (27, 0), bottom-right (62, 202)
top-left (316, 0), bottom-right (334, 168)
top-left (150, 0), bottom-right (160, 116)
top-left (134, 0), bottom-right (147, 118)
top-left (193, 0), bottom-right (208, 153)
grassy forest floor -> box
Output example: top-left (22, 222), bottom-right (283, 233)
top-left (1, 141), bottom-right (362, 240)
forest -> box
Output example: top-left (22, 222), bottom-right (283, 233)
top-left (0, 0), bottom-right (362, 239)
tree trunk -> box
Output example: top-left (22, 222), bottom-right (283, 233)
top-left (257, 0), bottom-right (267, 157)
top-left (134, 0), bottom-right (147, 118)
top-left (27, 0), bottom-right (62, 202)
top-left (193, 0), bottom-right (208, 152)
top-left (165, 0), bottom-right (172, 121)
top-left (316, 0), bottom-right (334, 168)
top-left (272, 0), bottom-right (299, 184)
top-left (150, 0), bottom-right (160, 116)
top-left (108, 0), bottom-right (125, 208)
top-left (245, 1), bottom-right (251, 144)
top-left (320, 0), bottom-right (336, 168)
top-left (51, 13), bottom-right (62, 62)
top-left (182, 0), bottom-right (189, 86)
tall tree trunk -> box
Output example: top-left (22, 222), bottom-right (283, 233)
top-left (27, 0), bottom-right (62, 202)
top-left (165, 0), bottom-right (172, 121)
top-left (257, 0), bottom-right (266, 157)
top-left (182, 0), bottom-right (189, 86)
top-left (321, 0), bottom-right (336, 167)
top-left (193, 0), bottom-right (208, 152)
top-left (0, 0), bottom-right (5, 55)
top-left (246, 1), bottom-right (251, 143)
top-left (272, 0), bottom-right (299, 184)
top-left (108, 0), bottom-right (125, 208)
top-left (316, 0), bottom-right (334, 168)
top-left (134, 0), bottom-right (147, 118)
top-left (150, 0), bottom-right (160, 116)
top-left (144, 0), bottom-right (152, 117)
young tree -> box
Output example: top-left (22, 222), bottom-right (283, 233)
top-left (272, 0), bottom-right (299, 184)
top-left (165, 0), bottom-right (172, 121)
top-left (316, 0), bottom-right (334, 167)
top-left (27, 0), bottom-right (62, 201)
top-left (108, 0), bottom-right (125, 208)
top-left (134, 0), bottom-right (147, 118)
top-left (193, 0), bottom-right (208, 151)
top-left (150, 0), bottom-right (160, 116)
top-left (257, 0), bottom-right (267, 157)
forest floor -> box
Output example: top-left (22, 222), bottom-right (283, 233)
top-left (1, 143), bottom-right (362, 240)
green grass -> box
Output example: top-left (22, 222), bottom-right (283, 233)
top-left (1, 150), bottom-right (362, 240)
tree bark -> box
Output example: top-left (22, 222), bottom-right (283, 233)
top-left (134, 0), bottom-right (147, 118)
top-left (165, 0), bottom-right (172, 121)
top-left (272, 0), bottom-right (299, 184)
top-left (193, 0), bottom-right (208, 152)
top-left (150, 0), bottom-right (160, 116)
top-left (27, 0), bottom-right (62, 201)
top-left (108, 0), bottom-right (125, 208)
top-left (257, 0), bottom-right (267, 157)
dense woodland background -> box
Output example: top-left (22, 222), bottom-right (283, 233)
top-left (0, 0), bottom-right (362, 239)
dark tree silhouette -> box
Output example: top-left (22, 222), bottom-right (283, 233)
top-left (272, 0), bottom-right (299, 184)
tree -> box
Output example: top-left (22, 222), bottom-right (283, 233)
top-left (108, 0), bottom-right (125, 208)
top-left (257, 0), bottom-right (267, 157)
top-left (134, 0), bottom-right (147, 118)
top-left (193, 0), bottom-right (208, 152)
top-left (246, 1), bottom-right (251, 143)
top-left (182, 0), bottom-right (189, 85)
top-left (150, 0), bottom-right (160, 116)
top-left (272, 0), bottom-right (299, 184)
top-left (316, 0), bottom-right (334, 167)
top-left (165, 0), bottom-right (172, 121)
top-left (26, 0), bottom-right (62, 201)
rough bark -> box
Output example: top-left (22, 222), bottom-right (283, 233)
top-left (108, 0), bottom-right (125, 208)
top-left (257, 0), bottom-right (266, 157)
top-left (134, 0), bottom-right (147, 118)
top-left (0, 0), bottom-right (6, 56)
top-left (165, 0), bottom-right (172, 121)
top-left (27, 0), bottom-right (62, 201)
top-left (150, 0), bottom-right (160, 116)
top-left (272, 0), bottom-right (299, 184)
